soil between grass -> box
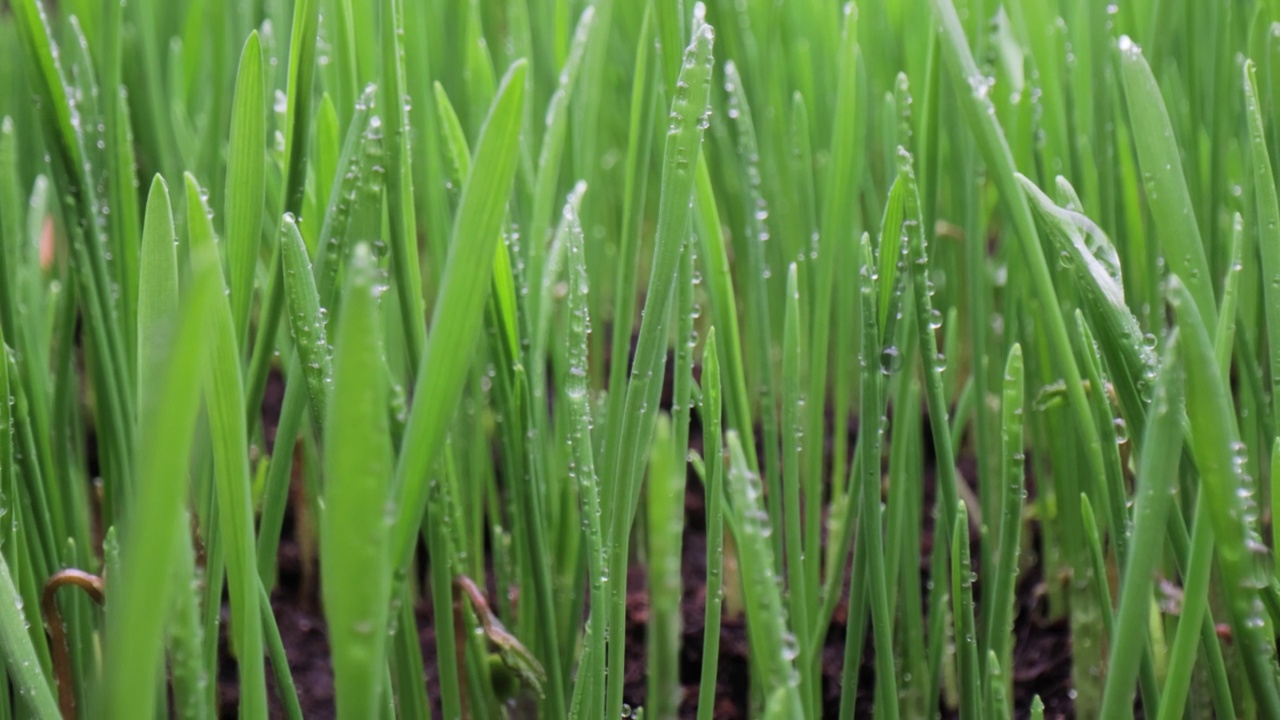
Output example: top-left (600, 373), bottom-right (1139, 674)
top-left (215, 371), bottom-right (1075, 719)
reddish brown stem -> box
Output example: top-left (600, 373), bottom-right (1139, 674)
top-left (42, 569), bottom-right (105, 720)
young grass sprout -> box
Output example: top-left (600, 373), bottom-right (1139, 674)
top-left (6, 0), bottom-right (1280, 718)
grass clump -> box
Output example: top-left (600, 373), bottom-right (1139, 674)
top-left (4, 0), bottom-right (1280, 718)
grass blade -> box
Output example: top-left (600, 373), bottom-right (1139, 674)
top-left (391, 59), bottom-right (527, 570)
top-left (0, 550), bottom-right (58, 719)
top-left (1244, 59), bottom-right (1280, 433)
top-left (1171, 276), bottom-right (1280, 715)
top-left (1118, 37), bottom-right (1216, 325)
top-left (186, 173), bottom-right (266, 718)
top-left (224, 31), bottom-right (266, 344)
top-left (322, 243), bottom-right (394, 717)
top-left (726, 432), bottom-right (804, 716)
top-left (981, 343), bottom-right (1024, 699)
top-left (103, 256), bottom-right (214, 720)
top-left (1101, 332), bottom-right (1183, 718)
top-left (279, 213), bottom-right (331, 436)
top-left (600, 24), bottom-right (715, 717)
top-left (952, 500), bottom-right (979, 720)
top-left (695, 328), bottom-right (725, 720)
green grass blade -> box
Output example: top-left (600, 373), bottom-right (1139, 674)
top-left (527, 6), bottom-right (594, 325)
top-left (186, 172), bottom-right (267, 719)
top-left (255, 87), bottom-right (383, 584)
top-left (242, 0), bottom-right (321, 428)
top-left (726, 431), bottom-right (804, 716)
top-left (1101, 332), bottom-right (1183, 718)
top-left (780, 262), bottom-right (812, 712)
top-left (695, 328), bottom-right (725, 720)
top-left (280, 213), bottom-right (331, 436)
top-left (646, 416), bottom-right (682, 720)
top-left (0, 551), bottom-right (58, 719)
top-left (805, 6), bottom-right (860, 532)
top-left (981, 343), bottom-right (1024, 699)
top-left (167, 512), bottom-right (209, 720)
top-left (379, 0), bottom-right (427, 372)
top-left (721, 58), bottom-right (783, 564)
top-left (1118, 37), bottom-right (1216, 326)
top-left (855, 230), bottom-right (898, 720)
top-left (1171, 276), bottom-right (1280, 715)
top-left (224, 30), bottom-right (266, 345)
top-left (392, 59), bottom-right (527, 567)
top-left (563, 194), bottom-right (606, 720)
top-left (103, 260), bottom-right (213, 720)
top-left (137, 176), bottom-right (179, 438)
top-left (952, 500), bottom-right (980, 720)
top-left (322, 243), bottom-right (394, 717)
top-left (600, 25), bottom-right (715, 717)
top-left (1018, 174), bottom-right (1155, 437)
top-left (1244, 59), bottom-right (1280, 433)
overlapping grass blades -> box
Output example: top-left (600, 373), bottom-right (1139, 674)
top-left (5, 1), bottom-right (1280, 719)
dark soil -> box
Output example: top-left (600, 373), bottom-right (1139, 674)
top-left (214, 374), bottom-right (1075, 718)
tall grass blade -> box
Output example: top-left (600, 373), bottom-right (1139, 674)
top-left (600, 24), bottom-right (715, 717)
top-left (322, 243), bottom-right (394, 717)
top-left (224, 31), bottom-right (266, 344)
top-left (185, 173), bottom-right (266, 718)
top-left (391, 59), bottom-right (527, 568)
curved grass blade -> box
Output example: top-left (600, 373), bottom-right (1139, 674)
top-left (1171, 276), bottom-right (1280, 716)
top-left (322, 243), bottom-right (394, 717)
top-left (391, 59), bottom-right (527, 566)
top-left (1118, 37), bottom-right (1215, 325)
top-left (930, 0), bottom-right (1108, 497)
top-left (225, 31), bottom-right (266, 345)
top-left (1018, 174), bottom-right (1155, 436)
top-left (280, 213), bottom-right (331, 436)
